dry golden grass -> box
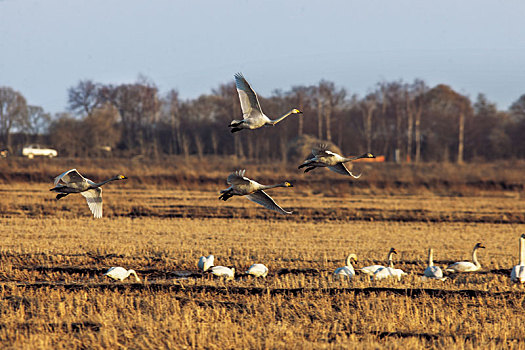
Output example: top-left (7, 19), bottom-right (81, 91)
top-left (0, 174), bottom-right (524, 348)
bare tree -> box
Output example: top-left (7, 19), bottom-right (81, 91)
top-left (0, 87), bottom-right (28, 150)
top-left (359, 94), bottom-right (377, 152)
top-left (67, 80), bottom-right (100, 116)
top-left (24, 105), bottom-right (51, 135)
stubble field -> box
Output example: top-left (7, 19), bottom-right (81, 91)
top-left (0, 158), bottom-right (525, 349)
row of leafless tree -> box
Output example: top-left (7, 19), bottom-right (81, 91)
top-left (1, 77), bottom-right (524, 162)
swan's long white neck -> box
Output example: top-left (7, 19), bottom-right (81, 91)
top-left (261, 183), bottom-right (287, 190)
top-left (268, 110), bottom-right (294, 125)
top-left (428, 248), bottom-right (434, 267)
top-left (472, 246), bottom-right (481, 267)
top-left (520, 236), bottom-right (525, 265)
top-left (342, 153), bottom-right (368, 163)
top-left (93, 176), bottom-right (120, 188)
top-left (345, 254), bottom-right (356, 267)
top-left (387, 250), bottom-right (395, 267)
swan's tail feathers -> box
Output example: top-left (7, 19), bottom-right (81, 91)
top-left (56, 193), bottom-right (69, 200)
top-left (230, 128), bottom-right (242, 133)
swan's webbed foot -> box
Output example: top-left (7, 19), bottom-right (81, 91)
top-left (218, 192), bottom-right (233, 201)
top-left (304, 167), bottom-right (316, 173)
top-left (56, 193), bottom-right (69, 200)
top-left (230, 128), bottom-right (242, 133)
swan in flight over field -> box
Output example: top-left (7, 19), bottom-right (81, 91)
top-left (334, 254), bottom-right (357, 280)
top-left (298, 144), bottom-right (375, 177)
top-left (361, 248), bottom-right (397, 276)
top-left (198, 255), bottom-right (215, 272)
top-left (219, 170), bottom-right (294, 215)
top-left (210, 266), bottom-right (235, 280)
top-left (246, 263), bottom-right (269, 277)
top-left (50, 169), bottom-right (127, 218)
top-left (228, 73), bottom-right (302, 133)
top-left (511, 234), bottom-right (525, 283)
top-left (445, 243), bottom-right (486, 273)
top-left (104, 267), bottom-right (141, 282)
top-left (423, 248), bottom-right (446, 281)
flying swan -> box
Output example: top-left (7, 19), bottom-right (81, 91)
top-left (298, 144), bottom-right (375, 177)
top-left (228, 73), bottom-right (302, 133)
top-left (219, 170), bottom-right (294, 215)
top-left (50, 169), bottom-right (127, 218)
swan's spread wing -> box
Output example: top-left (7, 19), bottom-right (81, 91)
top-left (328, 163), bottom-right (362, 178)
top-left (246, 190), bottom-right (292, 215)
top-left (234, 73), bottom-right (262, 116)
top-left (54, 169), bottom-right (85, 185)
top-left (227, 170), bottom-right (251, 185)
top-left (81, 188), bottom-right (103, 218)
top-left (312, 144), bottom-right (330, 157)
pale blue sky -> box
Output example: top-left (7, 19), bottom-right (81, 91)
top-left (1, 0), bottom-right (524, 114)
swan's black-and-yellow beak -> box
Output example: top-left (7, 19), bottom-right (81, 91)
top-left (367, 153), bottom-right (375, 158)
top-left (119, 175), bottom-right (127, 180)
top-left (293, 109), bottom-right (303, 114)
top-left (285, 182), bottom-right (293, 187)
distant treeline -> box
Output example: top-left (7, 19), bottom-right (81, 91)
top-left (1, 77), bottom-right (524, 162)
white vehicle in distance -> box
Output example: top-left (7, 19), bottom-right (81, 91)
top-left (22, 144), bottom-right (58, 159)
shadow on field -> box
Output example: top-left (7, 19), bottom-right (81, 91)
top-left (4, 282), bottom-right (525, 299)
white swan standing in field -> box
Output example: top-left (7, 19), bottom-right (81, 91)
top-left (228, 73), bottom-right (302, 133)
top-left (246, 263), bottom-right (269, 277)
top-left (50, 169), bottom-right (127, 218)
top-left (210, 266), bottom-right (235, 280)
top-left (445, 243), bottom-right (486, 273)
top-left (423, 248), bottom-right (446, 281)
top-left (219, 170), bottom-right (294, 215)
top-left (104, 267), bottom-right (141, 282)
top-left (361, 248), bottom-right (397, 276)
top-left (298, 144), bottom-right (375, 177)
top-left (511, 234), bottom-right (525, 283)
top-left (334, 254), bottom-right (357, 280)
top-left (198, 255), bottom-right (215, 272)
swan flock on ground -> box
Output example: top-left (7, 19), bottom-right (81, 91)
top-left (47, 73), bottom-right (520, 284)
